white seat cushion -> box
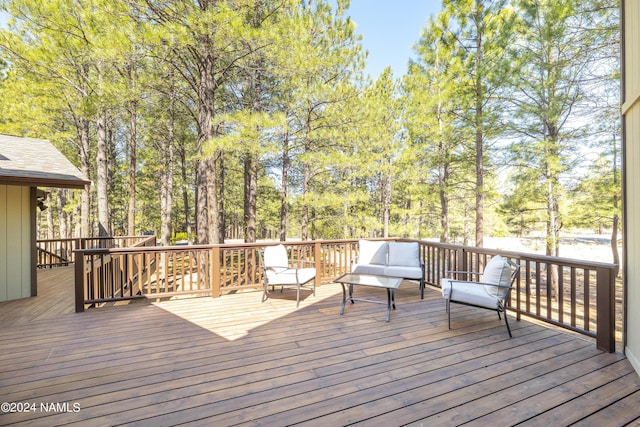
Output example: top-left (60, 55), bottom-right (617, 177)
top-left (266, 267), bottom-right (316, 285)
top-left (384, 265), bottom-right (422, 279)
top-left (351, 264), bottom-right (387, 276)
top-left (445, 280), bottom-right (501, 309)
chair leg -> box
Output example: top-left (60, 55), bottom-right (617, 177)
top-left (447, 300), bottom-right (452, 330)
top-left (503, 309), bottom-right (513, 338)
top-left (262, 283), bottom-right (268, 302)
top-left (296, 285), bottom-right (300, 307)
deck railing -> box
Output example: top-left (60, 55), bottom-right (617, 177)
top-left (420, 240), bottom-right (617, 353)
top-left (37, 235), bottom-right (155, 268)
top-left (72, 237), bottom-right (618, 352)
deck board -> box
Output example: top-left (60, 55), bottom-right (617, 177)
top-left (0, 268), bottom-right (638, 425)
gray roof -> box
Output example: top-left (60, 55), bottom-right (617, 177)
top-left (0, 134), bottom-right (90, 189)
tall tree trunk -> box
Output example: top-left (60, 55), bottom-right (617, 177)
top-left (46, 191), bottom-right (54, 239)
top-left (382, 172), bottom-right (391, 238)
top-left (545, 171), bottom-right (561, 258)
top-left (439, 175), bottom-right (449, 243)
top-left (612, 214), bottom-right (620, 271)
top-left (160, 97), bottom-right (175, 247)
top-left (545, 136), bottom-right (561, 299)
top-left (301, 128), bottom-right (311, 241)
top-left (206, 155), bottom-right (224, 244)
top-left (545, 141), bottom-right (561, 257)
top-left (216, 155), bottom-right (225, 243)
top-left (244, 66), bottom-right (262, 244)
top-left (196, 159), bottom-right (209, 244)
top-left (280, 129), bottom-right (289, 242)
top-left (301, 159), bottom-right (310, 241)
top-left (96, 113), bottom-right (111, 237)
top-left (244, 154), bottom-right (257, 243)
top-left (196, 45), bottom-right (217, 244)
top-left (343, 200), bottom-right (349, 238)
top-left (179, 145), bottom-right (192, 244)
top-left (57, 189), bottom-right (69, 239)
top-left (463, 202), bottom-right (471, 247)
top-left (435, 48), bottom-right (449, 244)
top-left (127, 99), bottom-right (137, 236)
top-left (474, 0), bottom-right (484, 248)
top-left (76, 117), bottom-right (91, 237)
top-left (612, 134), bottom-right (620, 275)
top-left (56, 189), bottom-right (70, 260)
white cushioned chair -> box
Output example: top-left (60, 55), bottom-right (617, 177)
top-left (259, 244), bottom-right (316, 307)
top-left (441, 255), bottom-right (520, 337)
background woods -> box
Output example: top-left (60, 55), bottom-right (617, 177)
top-left (0, 0), bottom-right (620, 257)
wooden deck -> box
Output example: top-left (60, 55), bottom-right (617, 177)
top-left (1, 267), bottom-right (639, 425)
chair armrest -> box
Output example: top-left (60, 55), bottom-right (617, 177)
top-left (448, 280), bottom-right (512, 289)
top-left (445, 270), bottom-right (482, 278)
top-left (448, 280), bottom-right (514, 300)
top-left (263, 265), bottom-right (289, 272)
top-left (292, 260), bottom-right (315, 268)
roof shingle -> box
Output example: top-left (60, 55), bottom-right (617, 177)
top-left (0, 134), bottom-right (90, 189)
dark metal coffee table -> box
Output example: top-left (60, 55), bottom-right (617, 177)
top-left (333, 273), bottom-right (403, 322)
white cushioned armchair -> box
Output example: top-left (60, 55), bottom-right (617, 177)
top-left (259, 244), bottom-right (316, 307)
top-left (441, 255), bottom-right (520, 337)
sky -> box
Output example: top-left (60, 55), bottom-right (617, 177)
top-left (344, 1), bottom-right (442, 78)
top-left (0, 1), bottom-right (442, 78)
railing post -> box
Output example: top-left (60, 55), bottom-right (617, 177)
top-left (74, 250), bottom-right (85, 313)
top-left (314, 241), bottom-right (322, 287)
top-left (457, 247), bottom-right (466, 277)
top-left (596, 266), bottom-right (616, 352)
top-left (73, 238), bottom-right (82, 263)
top-left (211, 246), bottom-right (220, 298)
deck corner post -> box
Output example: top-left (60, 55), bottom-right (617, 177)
top-left (596, 266), bottom-right (616, 352)
top-left (74, 250), bottom-right (85, 313)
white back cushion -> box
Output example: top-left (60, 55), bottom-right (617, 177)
top-left (482, 255), bottom-right (513, 298)
top-left (264, 244), bottom-right (289, 269)
top-left (358, 240), bottom-right (388, 265)
top-left (388, 242), bottom-right (420, 267)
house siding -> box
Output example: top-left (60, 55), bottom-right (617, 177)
top-left (0, 184), bottom-right (32, 301)
top-left (623, 0), bottom-right (640, 374)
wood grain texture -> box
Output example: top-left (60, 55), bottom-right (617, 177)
top-left (0, 272), bottom-right (638, 425)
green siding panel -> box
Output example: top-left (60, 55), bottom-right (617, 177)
top-left (0, 185), bottom-right (32, 301)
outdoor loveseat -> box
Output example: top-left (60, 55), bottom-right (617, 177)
top-left (351, 240), bottom-right (426, 299)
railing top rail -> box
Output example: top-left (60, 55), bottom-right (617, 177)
top-left (426, 242), bottom-right (617, 270)
top-left (133, 235), bottom-right (157, 247)
top-left (70, 237), bottom-right (617, 269)
top-left (38, 235), bottom-right (153, 243)
top-left (73, 239), bottom-right (351, 254)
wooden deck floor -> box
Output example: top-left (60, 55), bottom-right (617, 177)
top-left (1, 267), bottom-right (640, 426)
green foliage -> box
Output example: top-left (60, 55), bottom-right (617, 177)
top-left (0, 0), bottom-right (621, 245)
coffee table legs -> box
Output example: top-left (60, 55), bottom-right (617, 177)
top-left (339, 283), bottom-right (395, 322)
top-left (386, 288), bottom-right (396, 322)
